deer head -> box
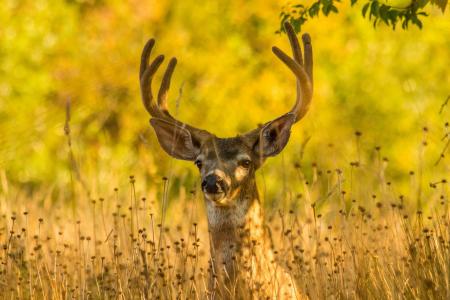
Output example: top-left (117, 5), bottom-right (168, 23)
top-left (139, 23), bottom-right (313, 207)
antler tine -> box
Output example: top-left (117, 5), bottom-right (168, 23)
top-left (140, 39), bottom-right (155, 80)
top-left (157, 57), bottom-right (177, 111)
top-left (140, 53), bottom-right (165, 117)
top-left (302, 33), bottom-right (313, 87)
top-left (139, 38), bottom-right (176, 119)
top-left (139, 38), bottom-right (210, 139)
top-left (285, 23), bottom-right (303, 66)
top-left (272, 22), bottom-right (313, 123)
top-left (285, 22), bottom-right (304, 121)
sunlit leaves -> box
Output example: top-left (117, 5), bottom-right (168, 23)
top-left (279, 0), bottom-right (447, 32)
top-left (1, 0), bottom-right (449, 191)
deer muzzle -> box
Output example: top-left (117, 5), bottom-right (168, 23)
top-left (201, 174), bottom-right (228, 197)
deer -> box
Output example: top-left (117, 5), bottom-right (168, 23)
top-left (139, 22), bottom-right (313, 299)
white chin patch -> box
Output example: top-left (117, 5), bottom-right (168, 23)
top-left (204, 192), bottom-right (225, 203)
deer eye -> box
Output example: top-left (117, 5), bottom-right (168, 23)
top-left (238, 159), bottom-right (251, 169)
top-left (194, 160), bottom-right (203, 169)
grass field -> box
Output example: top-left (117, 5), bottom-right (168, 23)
top-left (1, 127), bottom-right (449, 299)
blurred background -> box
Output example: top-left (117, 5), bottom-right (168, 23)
top-left (0, 0), bottom-right (449, 208)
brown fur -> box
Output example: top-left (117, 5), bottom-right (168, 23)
top-left (197, 137), bottom-right (299, 299)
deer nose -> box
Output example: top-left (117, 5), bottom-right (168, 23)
top-left (202, 174), bottom-right (222, 194)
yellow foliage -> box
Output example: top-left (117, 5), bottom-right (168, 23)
top-left (0, 0), bottom-right (449, 203)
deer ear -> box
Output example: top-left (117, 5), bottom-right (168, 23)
top-left (150, 118), bottom-right (200, 161)
top-left (253, 114), bottom-right (295, 158)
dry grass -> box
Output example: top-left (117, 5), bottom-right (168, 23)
top-left (0, 160), bottom-right (448, 299)
top-left (0, 122), bottom-right (449, 299)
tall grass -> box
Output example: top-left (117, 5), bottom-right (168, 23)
top-left (0, 125), bottom-right (449, 299)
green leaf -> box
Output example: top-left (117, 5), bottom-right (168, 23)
top-left (417, 19), bottom-right (423, 29)
top-left (416, 0), bottom-right (430, 7)
top-left (322, 3), bottom-right (331, 15)
top-left (387, 9), bottom-right (399, 27)
top-left (430, 0), bottom-right (447, 12)
top-left (411, 15), bottom-right (424, 29)
top-left (362, 2), bottom-right (370, 17)
top-left (351, 0), bottom-right (359, 5)
top-left (291, 17), bottom-right (304, 32)
top-left (379, 4), bottom-right (389, 24)
top-left (309, 2), bottom-right (321, 16)
top-left (330, 4), bottom-right (339, 13)
top-left (370, 0), bottom-right (380, 19)
top-left (402, 18), bottom-right (408, 29)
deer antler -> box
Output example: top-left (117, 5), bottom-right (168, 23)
top-left (139, 39), bottom-right (209, 137)
top-left (140, 22), bottom-right (312, 141)
top-left (270, 22), bottom-right (313, 124)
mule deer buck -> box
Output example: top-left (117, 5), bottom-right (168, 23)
top-left (139, 22), bottom-right (313, 299)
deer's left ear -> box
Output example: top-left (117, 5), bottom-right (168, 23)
top-left (252, 114), bottom-right (296, 157)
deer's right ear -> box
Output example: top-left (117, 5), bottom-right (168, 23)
top-left (150, 118), bottom-right (200, 161)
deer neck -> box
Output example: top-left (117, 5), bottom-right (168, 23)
top-left (205, 179), bottom-right (269, 280)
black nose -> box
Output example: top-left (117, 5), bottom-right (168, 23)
top-left (202, 174), bottom-right (222, 194)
